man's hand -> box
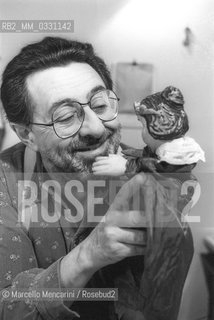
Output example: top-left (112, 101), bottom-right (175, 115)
top-left (92, 154), bottom-right (127, 176)
top-left (60, 210), bottom-right (146, 290)
top-left (60, 173), bottom-right (148, 290)
top-left (81, 210), bottom-right (147, 271)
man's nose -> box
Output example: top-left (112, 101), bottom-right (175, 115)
top-left (79, 106), bottom-right (105, 138)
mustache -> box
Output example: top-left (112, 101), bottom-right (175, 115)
top-left (63, 127), bottom-right (119, 153)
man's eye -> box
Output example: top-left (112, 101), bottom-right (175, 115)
top-left (55, 114), bottom-right (75, 123)
top-left (91, 105), bottom-right (107, 113)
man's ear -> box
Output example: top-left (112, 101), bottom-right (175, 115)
top-left (10, 123), bottom-right (38, 152)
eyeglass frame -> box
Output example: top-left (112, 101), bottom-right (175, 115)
top-left (28, 89), bottom-right (120, 139)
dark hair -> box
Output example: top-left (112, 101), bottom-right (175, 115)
top-left (1, 37), bottom-right (112, 125)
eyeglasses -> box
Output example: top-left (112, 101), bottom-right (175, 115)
top-left (29, 89), bottom-right (119, 139)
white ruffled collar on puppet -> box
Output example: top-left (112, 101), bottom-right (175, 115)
top-left (156, 136), bottom-right (205, 165)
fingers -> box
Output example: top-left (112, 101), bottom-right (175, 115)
top-left (92, 157), bottom-right (116, 176)
top-left (92, 163), bottom-right (110, 171)
top-left (106, 210), bottom-right (147, 228)
top-left (92, 155), bottom-right (126, 176)
top-left (116, 228), bottom-right (147, 246)
top-left (93, 161), bottom-right (109, 167)
top-left (116, 242), bottom-right (146, 257)
top-left (95, 155), bottom-right (118, 160)
top-left (92, 158), bottom-right (111, 171)
top-left (92, 164), bottom-right (110, 176)
top-left (92, 164), bottom-right (108, 170)
top-left (85, 220), bottom-right (146, 269)
top-left (95, 156), bottom-right (109, 161)
top-left (93, 155), bottom-right (123, 166)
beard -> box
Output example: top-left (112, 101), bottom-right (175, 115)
top-left (40, 125), bottom-right (121, 174)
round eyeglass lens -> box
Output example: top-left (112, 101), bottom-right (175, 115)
top-left (53, 102), bottom-right (84, 138)
top-left (90, 90), bottom-right (118, 121)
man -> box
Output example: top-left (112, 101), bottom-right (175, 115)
top-left (0, 37), bottom-right (193, 320)
top-left (0, 36), bottom-right (148, 320)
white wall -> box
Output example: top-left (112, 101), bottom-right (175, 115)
top-left (0, 1), bottom-right (214, 319)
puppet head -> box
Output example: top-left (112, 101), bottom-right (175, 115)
top-left (134, 86), bottom-right (189, 141)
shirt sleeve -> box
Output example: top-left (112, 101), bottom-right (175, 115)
top-left (0, 164), bottom-right (80, 319)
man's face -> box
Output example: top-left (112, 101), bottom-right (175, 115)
top-left (26, 62), bottom-right (121, 172)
